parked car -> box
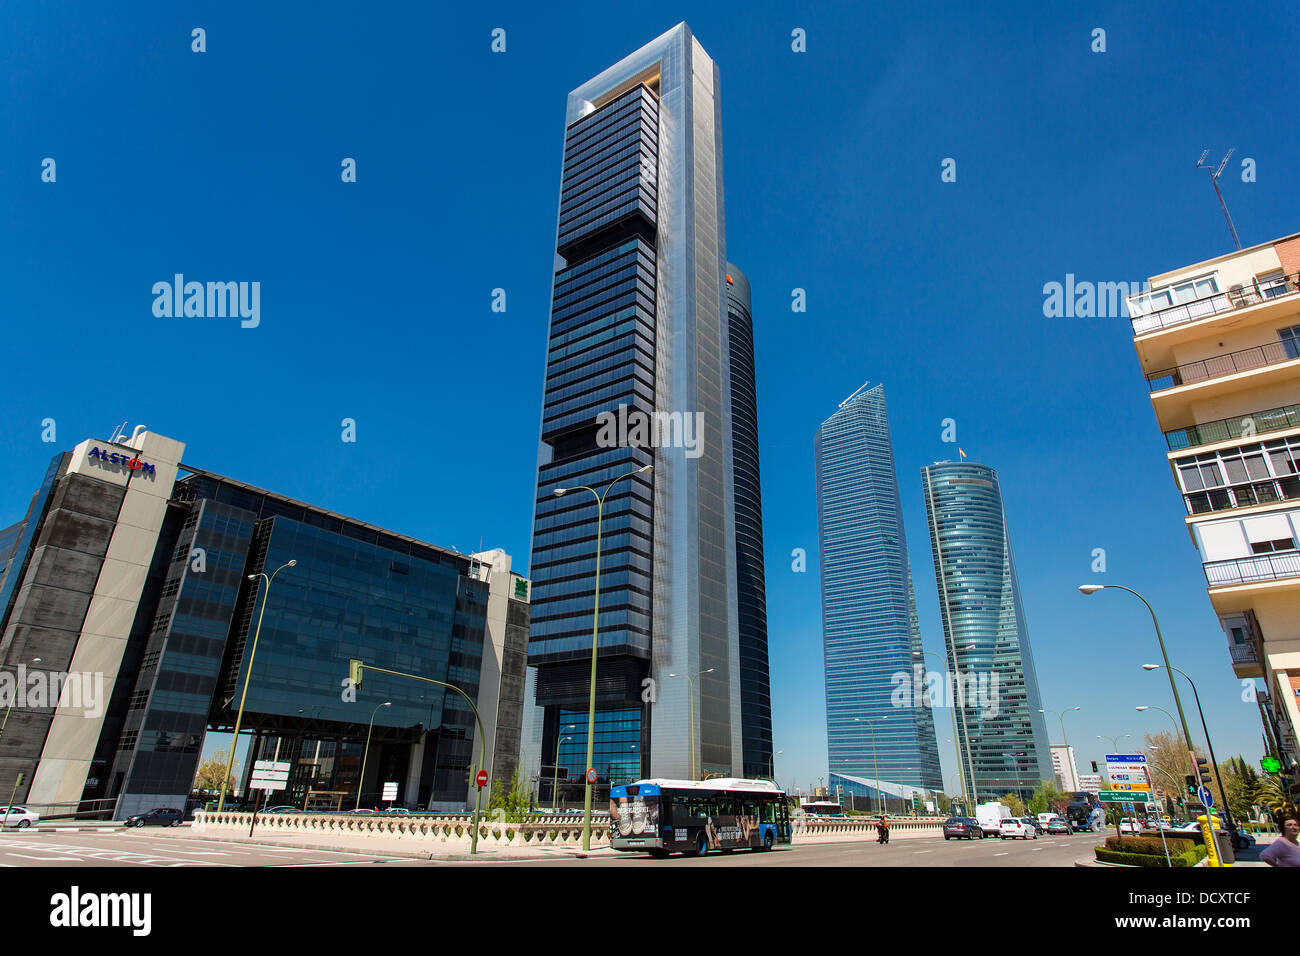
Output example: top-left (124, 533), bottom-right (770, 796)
top-left (999, 818), bottom-right (1037, 840)
top-left (1021, 816), bottom-right (1045, 835)
top-left (1, 806), bottom-right (39, 829)
top-left (942, 816), bottom-right (983, 840)
top-left (125, 807), bottom-right (184, 827)
top-left (1117, 817), bottom-right (1143, 834)
top-left (1046, 817), bottom-right (1071, 835)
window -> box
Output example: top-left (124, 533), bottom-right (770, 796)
top-left (1280, 324), bottom-right (1300, 360)
top-left (1250, 538), bottom-right (1296, 554)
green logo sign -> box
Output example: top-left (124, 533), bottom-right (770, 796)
top-left (514, 578), bottom-right (529, 598)
top-left (1261, 755), bottom-right (1282, 773)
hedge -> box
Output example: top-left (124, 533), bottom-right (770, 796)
top-left (1095, 844), bottom-right (1208, 868)
top-left (1103, 835), bottom-right (1194, 855)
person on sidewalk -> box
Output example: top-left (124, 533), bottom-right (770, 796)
top-left (1260, 812), bottom-right (1300, 867)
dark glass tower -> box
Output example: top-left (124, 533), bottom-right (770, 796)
top-left (726, 265), bottom-right (772, 780)
top-left (523, 24), bottom-right (745, 791)
top-left (921, 460), bottom-right (1052, 802)
top-left (815, 384), bottom-right (943, 798)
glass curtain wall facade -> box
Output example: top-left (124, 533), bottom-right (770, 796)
top-left (524, 23), bottom-right (743, 792)
top-left (920, 461), bottom-right (1052, 802)
top-left (726, 265), bottom-right (773, 779)
top-left (815, 384), bottom-right (943, 795)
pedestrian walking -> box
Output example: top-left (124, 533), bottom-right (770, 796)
top-left (1260, 811), bottom-right (1300, 867)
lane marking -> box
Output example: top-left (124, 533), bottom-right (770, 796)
top-left (993, 852), bottom-right (1009, 857)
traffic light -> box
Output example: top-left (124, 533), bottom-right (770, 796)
top-left (1194, 756), bottom-right (1210, 784)
top-left (1184, 775), bottom-right (1197, 796)
top-left (349, 658), bottom-right (364, 686)
top-left (1091, 760), bottom-right (1098, 773)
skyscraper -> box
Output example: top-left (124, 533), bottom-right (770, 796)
top-left (1125, 234), bottom-right (1300, 782)
top-left (726, 265), bottom-right (772, 780)
top-left (522, 24), bottom-right (758, 794)
top-left (921, 460), bottom-right (1052, 803)
top-left (815, 384), bottom-right (943, 801)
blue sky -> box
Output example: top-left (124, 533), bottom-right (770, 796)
top-left (3, 1), bottom-right (1296, 796)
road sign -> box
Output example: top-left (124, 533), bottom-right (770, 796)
top-left (1198, 785), bottom-right (1214, 808)
top-left (249, 760), bottom-right (290, 791)
top-left (1099, 790), bottom-right (1152, 803)
top-left (586, 768), bottom-right (597, 784)
top-left (475, 769), bottom-right (488, 788)
top-left (382, 782), bottom-right (398, 801)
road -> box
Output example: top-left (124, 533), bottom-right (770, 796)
top-left (0, 828), bottom-right (1091, 866)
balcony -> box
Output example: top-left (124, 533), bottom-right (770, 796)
top-left (1165, 403), bottom-right (1300, 451)
top-left (1147, 340), bottom-right (1298, 392)
top-left (1205, 551), bottom-right (1300, 587)
top-left (1185, 474), bottom-right (1300, 516)
top-left (1130, 270), bottom-right (1300, 336)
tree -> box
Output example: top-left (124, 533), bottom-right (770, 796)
top-left (999, 793), bottom-right (1027, 816)
top-left (1141, 730), bottom-right (1194, 812)
top-left (1221, 756), bottom-right (1259, 825)
top-left (936, 792), bottom-right (952, 815)
top-left (487, 768), bottom-right (533, 823)
top-left (194, 749), bottom-right (239, 792)
top-left (1028, 779), bottom-right (1069, 816)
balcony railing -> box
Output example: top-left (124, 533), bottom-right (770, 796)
top-left (1147, 340), bottom-right (1297, 392)
top-left (1130, 270), bottom-right (1300, 335)
top-left (1229, 642), bottom-right (1260, 665)
top-left (1205, 551), bottom-right (1300, 587)
top-left (1165, 403), bottom-right (1300, 450)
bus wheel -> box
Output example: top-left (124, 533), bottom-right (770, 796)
top-left (695, 834), bottom-right (708, 857)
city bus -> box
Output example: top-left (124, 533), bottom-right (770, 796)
top-left (800, 801), bottom-right (845, 817)
top-left (608, 778), bottom-right (792, 857)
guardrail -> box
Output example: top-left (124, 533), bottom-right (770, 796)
top-left (1164, 402), bottom-right (1300, 450)
top-left (1129, 270), bottom-right (1300, 335)
top-left (1147, 340), bottom-right (1296, 392)
top-left (1205, 551), bottom-right (1300, 587)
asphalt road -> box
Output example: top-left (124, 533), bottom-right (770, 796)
top-left (0, 828), bottom-right (1091, 867)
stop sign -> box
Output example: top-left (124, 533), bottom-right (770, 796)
top-left (476, 770), bottom-right (488, 788)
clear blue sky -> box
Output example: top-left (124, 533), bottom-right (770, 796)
top-left (3, 1), bottom-right (1296, 796)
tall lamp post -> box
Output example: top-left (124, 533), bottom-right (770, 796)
top-left (854, 716), bottom-right (887, 813)
top-left (355, 701), bottom-right (391, 809)
top-left (218, 559), bottom-right (296, 811)
top-left (1142, 663), bottom-right (1234, 833)
top-left (1039, 705), bottom-right (1081, 790)
top-left (768, 750), bottom-right (783, 784)
top-left (554, 463), bottom-right (653, 852)
top-left (0, 657), bottom-right (41, 744)
top-left (668, 667), bottom-right (714, 780)
top-left (1137, 705), bottom-right (1184, 818)
top-left (1078, 585), bottom-right (1198, 781)
top-left (552, 726), bottom-right (575, 811)
top-left (915, 648), bottom-right (972, 812)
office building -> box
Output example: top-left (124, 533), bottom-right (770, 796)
top-left (0, 427), bottom-right (527, 817)
top-left (815, 383), bottom-right (943, 800)
top-left (522, 23), bottom-right (762, 794)
top-left (1127, 233), bottom-right (1300, 780)
top-left (1050, 744), bottom-right (1080, 792)
top-left (921, 460), bottom-right (1052, 802)
top-left (726, 265), bottom-right (773, 779)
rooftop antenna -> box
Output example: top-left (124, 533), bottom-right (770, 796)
top-left (838, 381), bottom-right (871, 408)
top-left (1195, 149), bottom-right (1242, 251)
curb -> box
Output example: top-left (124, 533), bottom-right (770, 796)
top-left (180, 831), bottom-right (611, 862)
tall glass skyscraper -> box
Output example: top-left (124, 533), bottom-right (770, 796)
top-left (726, 265), bottom-right (772, 780)
top-left (815, 384), bottom-right (943, 798)
top-left (920, 460), bottom-right (1052, 802)
top-left (522, 24), bottom-right (764, 794)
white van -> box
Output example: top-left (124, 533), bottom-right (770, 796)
top-left (976, 802), bottom-right (1013, 837)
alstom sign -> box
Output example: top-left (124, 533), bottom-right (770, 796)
top-left (88, 446), bottom-right (156, 477)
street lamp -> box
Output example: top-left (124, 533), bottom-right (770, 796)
top-left (0, 657), bottom-right (41, 744)
top-left (768, 750), bottom-right (783, 783)
top-left (1142, 663), bottom-right (1233, 832)
top-left (1039, 705), bottom-right (1081, 791)
top-left (355, 701), bottom-right (391, 809)
top-left (854, 716), bottom-right (887, 813)
top-left (1078, 585), bottom-right (1198, 780)
top-left (668, 667), bottom-right (714, 779)
top-left (915, 647), bottom-right (972, 812)
top-left (552, 725), bottom-right (575, 811)
top-left (219, 559), bottom-right (296, 811)
top-left (1001, 752), bottom-right (1030, 803)
top-left (554, 463), bottom-right (653, 851)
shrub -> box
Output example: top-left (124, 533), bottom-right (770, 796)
top-left (1095, 844), bottom-right (1207, 868)
top-left (1103, 835), bottom-right (1193, 855)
